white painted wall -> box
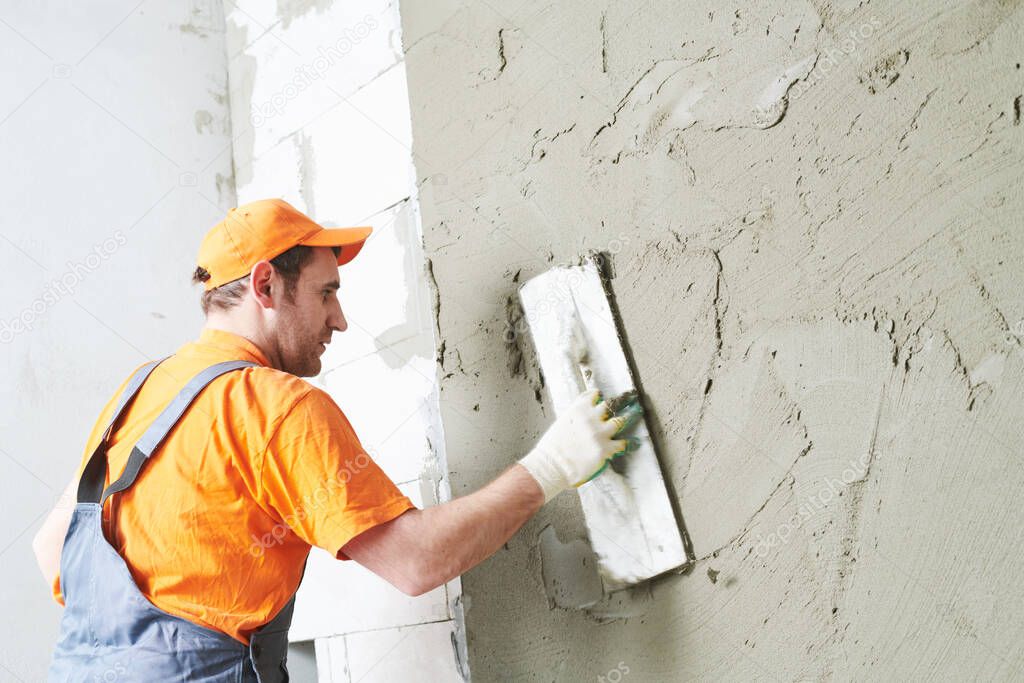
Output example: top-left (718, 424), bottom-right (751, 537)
top-left (0, 0), bottom-right (234, 678)
top-left (223, 1), bottom-right (464, 680)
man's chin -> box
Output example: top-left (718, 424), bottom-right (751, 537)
top-left (285, 356), bottom-right (321, 378)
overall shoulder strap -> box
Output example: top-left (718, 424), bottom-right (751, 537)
top-left (78, 360), bottom-right (164, 504)
top-left (98, 360), bottom-right (258, 506)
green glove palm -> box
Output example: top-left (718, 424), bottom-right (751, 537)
top-left (519, 389), bottom-right (644, 502)
top-left (578, 395), bottom-right (644, 485)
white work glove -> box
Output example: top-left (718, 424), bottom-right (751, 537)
top-left (519, 389), bottom-right (643, 502)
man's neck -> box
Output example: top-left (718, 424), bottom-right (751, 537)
top-left (201, 320), bottom-right (281, 370)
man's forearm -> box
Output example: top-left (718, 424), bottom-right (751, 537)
top-left (343, 464), bottom-right (544, 596)
top-left (414, 463), bottom-right (543, 590)
top-left (342, 389), bottom-right (634, 596)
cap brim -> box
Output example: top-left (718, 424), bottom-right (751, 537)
top-left (299, 226), bottom-right (373, 266)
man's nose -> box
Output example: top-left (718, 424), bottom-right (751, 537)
top-left (328, 303), bottom-right (347, 333)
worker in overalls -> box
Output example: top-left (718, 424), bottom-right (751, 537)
top-left (32, 199), bottom-right (641, 682)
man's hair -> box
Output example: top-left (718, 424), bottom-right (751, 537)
top-left (191, 245), bottom-right (340, 316)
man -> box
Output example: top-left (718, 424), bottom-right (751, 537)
top-left (32, 199), bottom-right (641, 681)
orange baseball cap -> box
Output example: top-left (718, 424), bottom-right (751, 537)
top-left (196, 199), bottom-right (372, 291)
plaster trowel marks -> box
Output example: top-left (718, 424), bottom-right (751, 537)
top-left (588, 53), bottom-right (817, 158)
top-left (538, 525), bottom-right (604, 610)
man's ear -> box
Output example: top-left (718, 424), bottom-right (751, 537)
top-left (250, 260), bottom-right (276, 308)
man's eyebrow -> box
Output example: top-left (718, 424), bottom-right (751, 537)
top-left (320, 280), bottom-right (341, 292)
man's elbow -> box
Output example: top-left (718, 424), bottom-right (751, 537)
top-left (344, 510), bottom-right (451, 597)
top-left (30, 531), bottom-right (43, 566)
top-left (397, 580), bottom-right (429, 598)
top-left (394, 563), bottom-right (439, 597)
top-left (31, 530), bottom-right (55, 583)
top-left (392, 554), bottom-right (452, 597)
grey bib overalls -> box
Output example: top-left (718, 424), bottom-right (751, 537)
top-left (49, 359), bottom-right (302, 682)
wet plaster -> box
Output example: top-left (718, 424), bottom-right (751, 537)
top-left (276, 0), bottom-right (334, 30)
top-left (295, 131), bottom-right (317, 218)
top-left (538, 525), bottom-right (604, 610)
top-left (400, 0), bottom-right (1024, 679)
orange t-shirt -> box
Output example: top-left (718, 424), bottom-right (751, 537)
top-left (53, 328), bottom-right (416, 643)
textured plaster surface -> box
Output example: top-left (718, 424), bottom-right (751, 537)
top-left (400, 0), bottom-right (1024, 679)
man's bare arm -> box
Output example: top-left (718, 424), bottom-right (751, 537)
top-left (342, 390), bottom-right (643, 596)
top-left (341, 463), bottom-right (543, 596)
top-left (32, 476), bottom-right (77, 589)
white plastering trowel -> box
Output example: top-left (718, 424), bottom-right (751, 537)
top-left (519, 255), bottom-right (690, 595)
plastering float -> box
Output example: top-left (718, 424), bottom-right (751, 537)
top-left (519, 255), bottom-right (690, 592)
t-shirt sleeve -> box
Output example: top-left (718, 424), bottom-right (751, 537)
top-left (260, 388), bottom-right (416, 559)
top-left (52, 573), bottom-right (64, 606)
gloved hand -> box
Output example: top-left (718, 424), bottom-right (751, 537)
top-left (519, 389), bottom-right (643, 502)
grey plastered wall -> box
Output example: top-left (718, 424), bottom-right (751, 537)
top-left (399, 1), bottom-right (1024, 680)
